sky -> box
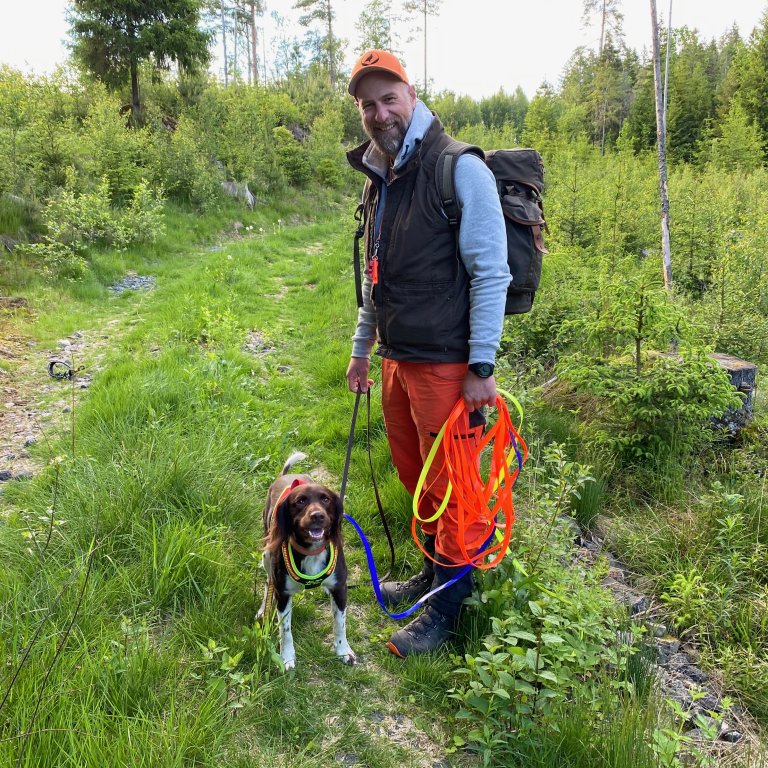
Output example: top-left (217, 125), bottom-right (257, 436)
top-left (1, 0), bottom-right (766, 99)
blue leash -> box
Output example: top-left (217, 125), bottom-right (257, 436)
top-left (343, 511), bottom-right (496, 619)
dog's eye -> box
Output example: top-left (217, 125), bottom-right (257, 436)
top-left (320, 494), bottom-right (330, 504)
top-left (295, 496), bottom-right (307, 506)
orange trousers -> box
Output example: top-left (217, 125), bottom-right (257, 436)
top-left (380, 358), bottom-right (487, 565)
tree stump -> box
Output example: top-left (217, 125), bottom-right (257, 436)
top-left (710, 353), bottom-right (758, 434)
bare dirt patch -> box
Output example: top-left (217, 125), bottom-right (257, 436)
top-left (0, 319), bottom-right (123, 482)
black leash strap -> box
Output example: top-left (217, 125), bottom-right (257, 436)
top-left (341, 387), bottom-right (396, 586)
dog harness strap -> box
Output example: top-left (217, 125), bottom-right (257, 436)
top-left (288, 536), bottom-right (329, 556)
top-left (282, 541), bottom-right (337, 588)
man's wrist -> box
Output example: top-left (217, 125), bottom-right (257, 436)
top-left (468, 362), bottom-right (494, 378)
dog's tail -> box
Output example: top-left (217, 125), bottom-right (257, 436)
top-left (281, 451), bottom-right (308, 475)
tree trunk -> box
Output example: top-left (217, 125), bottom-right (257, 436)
top-left (220, 0), bottom-right (229, 86)
top-left (650, 0), bottom-right (672, 290)
top-left (130, 58), bottom-right (141, 126)
top-left (326, 0), bottom-right (336, 87)
top-left (599, 0), bottom-right (606, 54)
top-left (250, 1), bottom-right (259, 85)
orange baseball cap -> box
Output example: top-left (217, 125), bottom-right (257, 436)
top-left (348, 50), bottom-right (409, 96)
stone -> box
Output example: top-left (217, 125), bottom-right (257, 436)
top-left (0, 471), bottom-right (12, 482)
top-left (647, 622), bottom-right (668, 637)
top-left (653, 637), bottom-right (680, 666)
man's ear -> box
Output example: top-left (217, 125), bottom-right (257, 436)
top-left (407, 84), bottom-right (417, 105)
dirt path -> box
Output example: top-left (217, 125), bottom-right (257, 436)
top-left (0, 299), bottom-right (125, 483)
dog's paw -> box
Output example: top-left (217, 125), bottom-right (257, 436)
top-left (337, 648), bottom-right (357, 666)
top-left (282, 656), bottom-right (296, 671)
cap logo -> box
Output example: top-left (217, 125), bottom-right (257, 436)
top-left (362, 52), bottom-right (380, 67)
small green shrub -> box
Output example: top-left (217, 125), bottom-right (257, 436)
top-left (272, 126), bottom-right (310, 187)
top-left (563, 351), bottom-right (741, 465)
top-left (15, 170), bottom-right (165, 277)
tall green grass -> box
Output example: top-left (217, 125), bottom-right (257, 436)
top-left (2, 190), bottom-right (765, 766)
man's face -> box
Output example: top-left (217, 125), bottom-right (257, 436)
top-left (355, 73), bottom-right (417, 158)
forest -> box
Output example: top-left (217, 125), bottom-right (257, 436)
top-left (1, 0), bottom-right (768, 766)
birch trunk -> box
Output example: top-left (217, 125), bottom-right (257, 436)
top-left (650, 0), bottom-right (672, 289)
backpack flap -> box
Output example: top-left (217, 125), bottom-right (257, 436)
top-left (501, 186), bottom-right (546, 228)
top-left (500, 184), bottom-right (547, 314)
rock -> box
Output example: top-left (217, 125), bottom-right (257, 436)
top-left (109, 275), bottom-right (156, 293)
top-left (24, 437), bottom-right (36, 447)
top-left (647, 622), bottom-right (667, 638)
top-left (653, 637), bottom-right (680, 666)
top-left (720, 730), bottom-right (744, 743)
top-left (710, 353), bottom-right (757, 434)
top-left (0, 471), bottom-right (12, 482)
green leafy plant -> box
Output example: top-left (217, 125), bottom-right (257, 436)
top-left (450, 446), bottom-right (627, 761)
top-left (660, 568), bottom-right (713, 635)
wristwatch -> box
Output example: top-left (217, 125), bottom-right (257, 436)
top-left (468, 362), bottom-right (494, 378)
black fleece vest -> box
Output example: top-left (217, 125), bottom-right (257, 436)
top-left (347, 118), bottom-right (471, 363)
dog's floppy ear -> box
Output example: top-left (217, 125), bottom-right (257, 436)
top-left (272, 496), bottom-right (294, 542)
top-left (329, 490), bottom-right (343, 539)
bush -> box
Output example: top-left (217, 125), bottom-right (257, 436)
top-left (563, 351), bottom-right (742, 464)
top-left (149, 115), bottom-right (223, 211)
top-left (272, 126), bottom-right (310, 187)
top-left (16, 170), bottom-right (165, 278)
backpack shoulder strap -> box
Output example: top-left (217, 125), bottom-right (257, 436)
top-left (435, 140), bottom-right (485, 227)
top-left (352, 179), bottom-right (374, 309)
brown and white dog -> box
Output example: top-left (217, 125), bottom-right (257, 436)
top-left (257, 452), bottom-right (356, 669)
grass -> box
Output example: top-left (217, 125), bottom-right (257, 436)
top-left (1, 188), bottom-right (766, 767)
top-left (0, 190), bottom-right (482, 767)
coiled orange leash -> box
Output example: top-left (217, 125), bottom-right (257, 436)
top-left (411, 390), bottom-right (528, 569)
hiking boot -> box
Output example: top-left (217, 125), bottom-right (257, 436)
top-left (386, 557), bottom-right (474, 658)
top-left (379, 535), bottom-right (435, 609)
top-left (386, 604), bottom-right (453, 658)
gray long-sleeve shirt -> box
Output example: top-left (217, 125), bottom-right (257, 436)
top-left (351, 100), bottom-right (509, 364)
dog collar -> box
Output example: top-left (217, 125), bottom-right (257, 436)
top-left (282, 540), bottom-right (337, 588)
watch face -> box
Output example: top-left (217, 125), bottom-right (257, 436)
top-left (470, 363), bottom-right (494, 378)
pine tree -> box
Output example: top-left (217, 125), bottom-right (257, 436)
top-left (70, 0), bottom-right (211, 126)
top-left (402, 0), bottom-right (443, 94)
top-left (295, 0), bottom-right (340, 88)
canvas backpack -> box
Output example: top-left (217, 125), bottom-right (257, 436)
top-left (436, 141), bottom-right (548, 314)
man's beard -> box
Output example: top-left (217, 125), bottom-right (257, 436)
top-left (367, 119), bottom-right (406, 157)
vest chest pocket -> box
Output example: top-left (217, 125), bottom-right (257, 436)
top-left (380, 280), bottom-right (467, 353)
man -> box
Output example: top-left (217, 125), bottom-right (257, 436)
top-left (345, 50), bottom-right (509, 657)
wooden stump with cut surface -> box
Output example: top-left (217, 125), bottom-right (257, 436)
top-left (711, 353), bottom-right (758, 434)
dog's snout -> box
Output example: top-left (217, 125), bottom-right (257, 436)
top-left (310, 509), bottom-right (326, 522)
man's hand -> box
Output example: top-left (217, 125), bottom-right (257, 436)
top-left (462, 371), bottom-right (497, 411)
top-left (346, 357), bottom-right (374, 393)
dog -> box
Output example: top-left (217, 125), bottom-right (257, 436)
top-left (257, 452), bottom-right (355, 669)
